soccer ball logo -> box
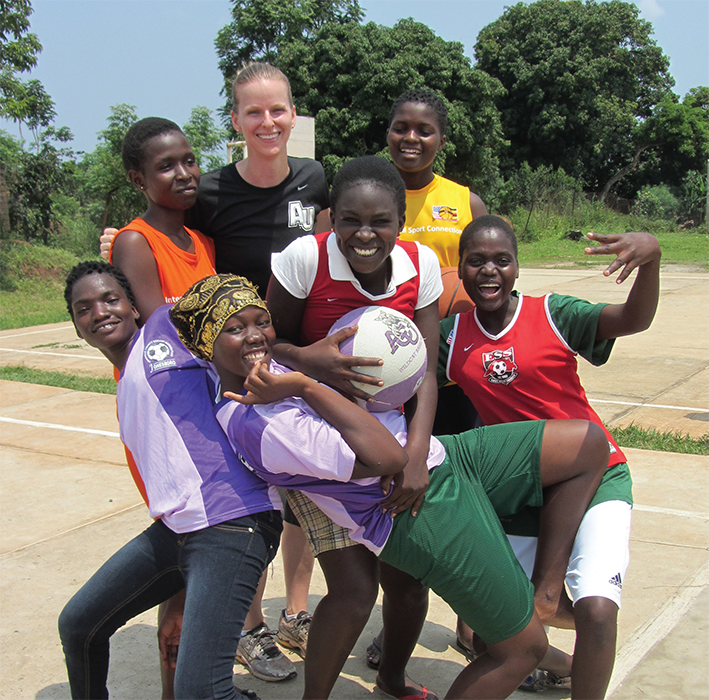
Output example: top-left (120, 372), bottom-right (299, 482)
top-left (490, 360), bottom-right (508, 377)
top-left (482, 347), bottom-right (518, 385)
top-left (144, 340), bottom-right (173, 364)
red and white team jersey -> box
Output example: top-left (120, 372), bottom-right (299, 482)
top-left (272, 231), bottom-right (442, 346)
top-left (444, 293), bottom-right (626, 469)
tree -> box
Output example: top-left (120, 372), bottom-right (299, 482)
top-left (0, 0), bottom-right (41, 72)
top-left (0, 0), bottom-right (55, 148)
top-left (475, 0), bottom-right (674, 192)
top-left (182, 106), bottom-right (229, 171)
top-left (600, 87), bottom-right (709, 199)
top-left (215, 0), bottom-right (363, 116)
top-left (4, 125), bottom-right (74, 243)
top-left (76, 104), bottom-right (142, 230)
top-left (273, 18), bottom-right (505, 196)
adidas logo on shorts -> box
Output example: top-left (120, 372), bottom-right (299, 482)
top-left (609, 573), bottom-right (623, 589)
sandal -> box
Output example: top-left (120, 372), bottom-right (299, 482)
top-left (365, 634), bottom-right (382, 669)
top-left (376, 677), bottom-right (439, 700)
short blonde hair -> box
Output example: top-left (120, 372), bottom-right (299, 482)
top-left (232, 62), bottom-right (293, 113)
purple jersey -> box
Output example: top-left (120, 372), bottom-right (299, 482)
top-left (215, 362), bottom-right (445, 554)
top-left (117, 306), bottom-right (279, 533)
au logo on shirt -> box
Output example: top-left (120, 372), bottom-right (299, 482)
top-left (289, 200), bottom-right (315, 231)
top-left (482, 347), bottom-right (518, 385)
top-left (432, 205), bottom-right (458, 222)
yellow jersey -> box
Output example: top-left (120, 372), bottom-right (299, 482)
top-left (399, 174), bottom-right (473, 268)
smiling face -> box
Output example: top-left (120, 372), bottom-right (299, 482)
top-left (459, 227), bottom-right (519, 315)
top-left (231, 78), bottom-right (296, 158)
top-left (130, 131), bottom-right (200, 210)
top-left (387, 101), bottom-right (445, 178)
top-left (70, 273), bottom-right (139, 358)
top-left (331, 182), bottom-right (405, 292)
top-left (211, 306), bottom-right (276, 385)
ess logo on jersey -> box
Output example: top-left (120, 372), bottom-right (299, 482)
top-left (289, 200), bottom-right (315, 231)
top-left (482, 347), bottom-right (518, 385)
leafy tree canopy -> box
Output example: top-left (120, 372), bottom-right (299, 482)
top-left (0, 0), bottom-right (41, 73)
top-left (279, 18), bottom-right (505, 195)
top-left (216, 0), bottom-right (363, 111)
top-left (216, 3), bottom-right (505, 199)
top-left (0, 0), bottom-right (55, 147)
top-left (76, 104), bottom-right (142, 230)
top-left (475, 0), bottom-right (675, 191)
top-left (183, 106), bottom-right (229, 171)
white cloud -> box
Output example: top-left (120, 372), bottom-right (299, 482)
top-left (637, 0), bottom-right (666, 20)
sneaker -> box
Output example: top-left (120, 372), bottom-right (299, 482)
top-left (277, 609), bottom-right (311, 658)
top-left (236, 623), bottom-right (297, 682)
top-left (518, 669), bottom-right (572, 692)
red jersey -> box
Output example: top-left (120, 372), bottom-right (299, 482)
top-left (446, 294), bottom-right (625, 468)
top-left (300, 231), bottom-right (421, 345)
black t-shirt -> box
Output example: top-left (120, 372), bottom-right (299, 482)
top-left (186, 157), bottom-right (329, 293)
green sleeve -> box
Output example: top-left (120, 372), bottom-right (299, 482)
top-left (547, 294), bottom-right (616, 366)
top-left (438, 316), bottom-right (457, 387)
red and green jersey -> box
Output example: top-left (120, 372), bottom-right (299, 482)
top-left (439, 292), bottom-right (626, 469)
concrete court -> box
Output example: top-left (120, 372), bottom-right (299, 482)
top-left (0, 266), bottom-right (707, 699)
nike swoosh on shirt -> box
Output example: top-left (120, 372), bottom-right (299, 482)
top-left (327, 298), bottom-right (338, 302)
top-left (298, 184), bottom-right (308, 191)
top-left (464, 343), bottom-right (474, 351)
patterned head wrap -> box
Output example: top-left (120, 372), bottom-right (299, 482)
top-left (170, 274), bottom-right (269, 361)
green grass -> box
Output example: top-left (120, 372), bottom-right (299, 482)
top-left (506, 199), bottom-right (709, 268)
top-left (518, 229), bottom-right (709, 269)
top-left (0, 365), bottom-right (116, 395)
top-left (0, 277), bottom-right (73, 329)
top-left (0, 243), bottom-right (82, 330)
top-left (610, 424), bottom-right (709, 455)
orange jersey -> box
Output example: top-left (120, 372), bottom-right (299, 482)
top-left (110, 217), bottom-right (216, 303)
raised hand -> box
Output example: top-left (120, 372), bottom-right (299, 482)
top-left (584, 231), bottom-right (661, 284)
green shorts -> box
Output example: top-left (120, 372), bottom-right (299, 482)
top-left (501, 461), bottom-right (633, 537)
top-left (380, 420), bottom-right (545, 645)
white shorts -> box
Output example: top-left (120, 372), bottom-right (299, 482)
top-left (507, 499), bottom-right (632, 608)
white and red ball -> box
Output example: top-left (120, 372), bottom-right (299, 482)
top-left (328, 306), bottom-right (427, 412)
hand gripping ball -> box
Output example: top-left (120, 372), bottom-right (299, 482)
top-left (329, 306), bottom-right (427, 412)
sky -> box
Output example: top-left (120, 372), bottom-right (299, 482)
top-left (2, 0), bottom-right (708, 155)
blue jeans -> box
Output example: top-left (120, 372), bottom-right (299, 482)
top-left (58, 510), bottom-right (282, 700)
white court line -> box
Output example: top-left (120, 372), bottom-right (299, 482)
top-left (0, 324), bottom-right (74, 339)
top-left (0, 347), bottom-right (103, 361)
top-left (0, 416), bottom-right (119, 438)
top-left (608, 559), bottom-right (709, 696)
top-left (588, 397), bottom-right (709, 413)
top-left (2, 503), bottom-right (145, 556)
top-left (634, 504), bottom-right (709, 520)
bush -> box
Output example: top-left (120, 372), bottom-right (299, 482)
top-left (498, 164), bottom-right (584, 241)
top-left (633, 184), bottom-right (680, 221)
top-left (49, 212), bottom-right (100, 258)
top-left (0, 242), bottom-right (78, 287)
top-left (680, 170), bottom-right (707, 224)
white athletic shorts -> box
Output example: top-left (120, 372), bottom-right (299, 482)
top-left (507, 499), bottom-right (632, 608)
